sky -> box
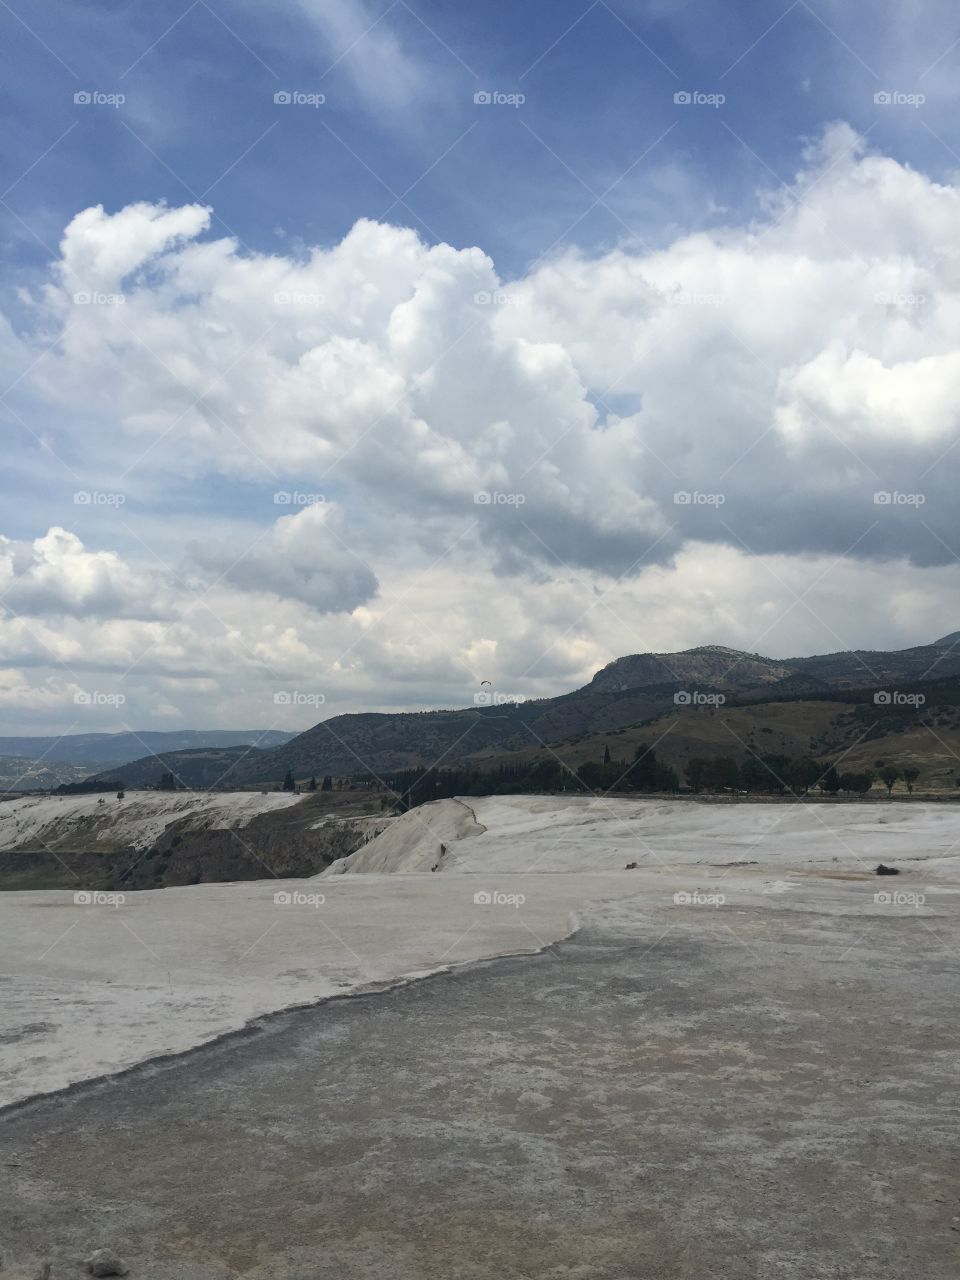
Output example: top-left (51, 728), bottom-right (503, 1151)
top-left (2, 0), bottom-right (960, 734)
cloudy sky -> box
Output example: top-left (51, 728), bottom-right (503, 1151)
top-left (1, 0), bottom-right (960, 734)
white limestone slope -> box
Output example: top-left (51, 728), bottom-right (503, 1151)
top-left (325, 798), bottom-right (483, 873)
top-left (0, 789), bottom-right (302, 851)
top-left (2, 794), bottom-right (959, 1109)
top-left (329, 794), bottom-right (960, 880)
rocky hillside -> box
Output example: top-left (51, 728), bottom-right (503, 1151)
top-left (143, 637), bottom-right (960, 787)
top-left (0, 790), bottom-right (376, 891)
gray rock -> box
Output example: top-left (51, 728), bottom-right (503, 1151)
top-left (84, 1251), bottom-right (129, 1277)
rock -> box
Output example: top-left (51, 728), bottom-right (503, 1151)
top-left (624, 861), bottom-right (638, 870)
top-left (875, 864), bottom-right (900, 876)
top-left (84, 1250), bottom-right (129, 1277)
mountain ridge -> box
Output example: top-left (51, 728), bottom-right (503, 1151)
top-left (147, 638), bottom-right (960, 786)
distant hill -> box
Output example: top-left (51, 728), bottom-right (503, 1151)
top-left (0, 729), bottom-right (296, 770)
top-left (93, 745), bottom-right (272, 791)
top-left (0, 755), bottom-right (93, 792)
top-left (177, 638), bottom-right (960, 787)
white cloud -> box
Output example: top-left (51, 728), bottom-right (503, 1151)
top-left (0, 529), bottom-right (171, 621)
top-left (189, 501), bottom-right (378, 612)
top-left (4, 125), bottom-right (960, 728)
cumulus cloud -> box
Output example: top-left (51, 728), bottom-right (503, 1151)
top-left (19, 127), bottom-right (960, 584)
top-left (5, 124), bottom-right (960, 729)
top-left (0, 529), bottom-right (171, 621)
top-left (188, 501), bottom-right (378, 612)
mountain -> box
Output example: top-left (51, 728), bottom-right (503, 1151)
top-left (0, 729), bottom-right (296, 770)
top-left (93, 745), bottom-right (272, 791)
top-left (141, 639), bottom-right (960, 788)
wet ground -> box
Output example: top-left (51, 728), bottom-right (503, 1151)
top-left (2, 883), bottom-right (958, 1279)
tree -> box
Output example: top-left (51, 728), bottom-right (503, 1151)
top-left (878, 765), bottom-right (900, 796)
top-left (901, 765), bottom-right (920, 794)
top-left (740, 754), bottom-right (770, 793)
top-left (603, 744), bottom-right (611, 765)
top-left (307, 776), bottom-right (318, 791)
top-left (116, 789), bottom-right (125, 801)
top-left (710, 757), bottom-right (741, 792)
top-left (819, 763), bottom-right (841, 794)
top-left (839, 770), bottom-right (874, 795)
top-left (788, 756), bottom-right (822, 795)
top-left (158, 770), bottom-right (176, 792)
top-left (686, 758), bottom-right (711, 792)
top-left (321, 775), bottom-right (333, 791)
top-left (282, 770), bottom-right (295, 792)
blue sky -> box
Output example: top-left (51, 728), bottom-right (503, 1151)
top-left (2, 0), bottom-right (960, 733)
top-left (2, 0), bottom-right (956, 279)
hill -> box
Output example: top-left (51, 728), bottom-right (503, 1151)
top-left (0, 729), bottom-right (296, 771)
top-left (106, 637), bottom-right (960, 789)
